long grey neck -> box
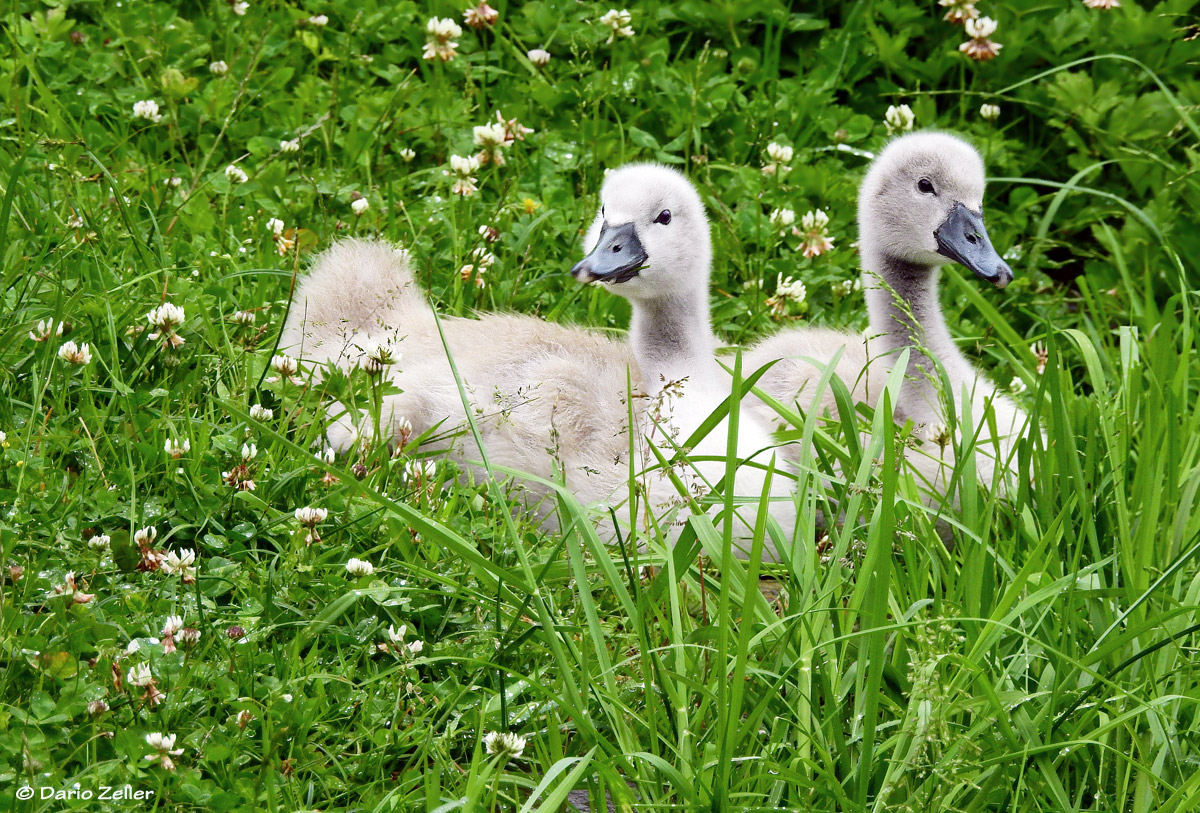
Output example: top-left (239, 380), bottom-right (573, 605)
top-left (630, 289), bottom-right (718, 392)
top-left (863, 250), bottom-right (970, 398)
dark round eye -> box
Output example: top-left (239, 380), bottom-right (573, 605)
top-left (917, 178), bottom-right (936, 194)
top-left (654, 209), bottom-right (671, 225)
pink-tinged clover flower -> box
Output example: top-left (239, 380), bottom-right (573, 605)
top-left (960, 17), bottom-right (1002, 61)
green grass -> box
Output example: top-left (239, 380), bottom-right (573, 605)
top-left (2, 0), bottom-right (1199, 810)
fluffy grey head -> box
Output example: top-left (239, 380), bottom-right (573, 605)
top-left (859, 131), bottom-right (1011, 286)
top-left (572, 163), bottom-right (712, 301)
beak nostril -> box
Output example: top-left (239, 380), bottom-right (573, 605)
top-left (612, 244), bottom-right (621, 253)
top-left (966, 233), bottom-right (978, 245)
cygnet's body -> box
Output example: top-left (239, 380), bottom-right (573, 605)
top-left (744, 132), bottom-right (1031, 495)
top-left (280, 166), bottom-right (786, 544)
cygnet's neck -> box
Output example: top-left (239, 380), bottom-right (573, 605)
top-left (862, 249), bottom-right (971, 390)
top-left (630, 288), bottom-right (719, 393)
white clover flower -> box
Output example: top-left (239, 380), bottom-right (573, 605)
top-left (134, 526), bottom-right (157, 547)
top-left (209, 60), bottom-right (229, 75)
top-left (459, 263), bottom-right (485, 287)
top-left (965, 16), bottom-right (997, 38)
top-left (146, 303), bottom-right (186, 349)
top-left (1083, 0), bottom-right (1120, 7)
top-left (446, 154), bottom-right (481, 196)
top-left (483, 731), bottom-right (526, 758)
top-left (249, 404), bottom-right (273, 420)
top-left (351, 197), bottom-right (370, 216)
top-left (766, 142), bottom-right (793, 163)
top-left (306, 14), bottom-right (329, 26)
top-left (232, 1), bottom-right (248, 15)
top-left (801, 209), bottom-right (829, 231)
top-left (450, 153), bottom-right (481, 174)
top-left (473, 122), bottom-right (508, 146)
top-left (164, 438), bottom-right (190, 458)
top-left (470, 247), bottom-right (496, 268)
top-left (775, 275), bottom-right (807, 304)
top-left (527, 48), bottom-right (551, 66)
top-left (463, 1), bottom-right (498, 28)
top-left (162, 616), bottom-right (184, 636)
top-left (359, 339), bottom-right (400, 374)
top-left (133, 100), bottom-right (163, 123)
top-left (406, 639), bottom-right (424, 655)
top-left (386, 624), bottom-right (407, 643)
top-left (144, 732), bottom-right (184, 771)
top-left (241, 443), bottom-right (257, 461)
top-left (280, 138), bottom-right (300, 153)
top-left (319, 446), bottom-right (336, 465)
top-left (147, 303), bottom-right (186, 332)
top-left (225, 164), bottom-right (249, 184)
top-left (178, 628), bottom-right (201, 646)
top-left (396, 416), bottom-right (413, 440)
top-left (1010, 376), bottom-right (1026, 394)
top-left (29, 318), bottom-right (64, 343)
top-left (495, 110), bottom-right (533, 142)
top-left (598, 9), bottom-right (634, 42)
top-left (271, 354), bottom-right (299, 377)
top-left (473, 121), bottom-right (510, 165)
top-left (127, 663), bottom-right (154, 687)
top-left (89, 534), bottom-right (111, 551)
top-left (87, 700), bottom-right (109, 716)
top-left (66, 214), bottom-right (84, 229)
top-left (345, 558), bottom-right (374, 577)
top-left (424, 17), bottom-right (463, 61)
top-left (979, 103), bottom-right (1001, 121)
top-left (769, 208), bottom-right (796, 233)
top-left (266, 218), bottom-right (285, 235)
top-left (232, 309), bottom-right (256, 326)
top-left (58, 340), bottom-right (92, 366)
top-left (799, 209), bottom-right (835, 258)
top-left (399, 147), bottom-right (416, 162)
top-left (295, 506), bottom-right (328, 527)
top-left (762, 142), bottom-right (793, 176)
top-left (884, 104), bottom-right (915, 135)
top-left (236, 709), bottom-right (253, 728)
top-left (961, 17), bottom-right (1002, 60)
top-left (161, 548), bottom-right (197, 577)
top-left (166, 176), bottom-right (182, 187)
top-left (939, 0), bottom-right (979, 23)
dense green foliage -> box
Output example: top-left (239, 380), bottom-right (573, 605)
top-left (2, 0), bottom-right (1199, 810)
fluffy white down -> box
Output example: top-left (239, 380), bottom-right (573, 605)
top-left (280, 165), bottom-right (792, 551)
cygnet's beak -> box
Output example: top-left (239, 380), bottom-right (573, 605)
top-left (571, 221), bottom-right (648, 285)
top-left (934, 202), bottom-right (1013, 289)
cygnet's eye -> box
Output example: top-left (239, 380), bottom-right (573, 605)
top-left (654, 209), bottom-right (671, 225)
top-left (917, 178), bottom-right (936, 195)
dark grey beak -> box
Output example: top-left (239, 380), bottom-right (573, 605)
top-left (571, 221), bottom-right (648, 285)
top-left (934, 202), bottom-right (1013, 289)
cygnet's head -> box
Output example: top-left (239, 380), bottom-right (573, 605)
top-left (859, 131), bottom-right (1013, 288)
top-left (571, 163), bottom-right (712, 301)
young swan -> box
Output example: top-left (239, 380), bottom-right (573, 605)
top-left (744, 131), bottom-right (1031, 497)
top-left (280, 165), bottom-right (786, 545)
top-left (573, 164), bottom-right (790, 544)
